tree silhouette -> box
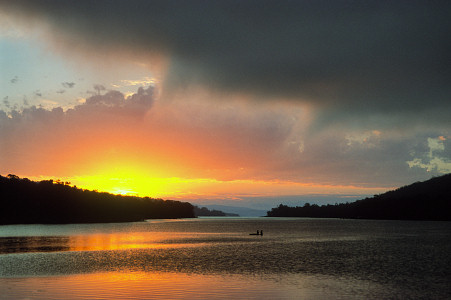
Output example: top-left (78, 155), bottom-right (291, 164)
top-left (0, 175), bottom-right (195, 224)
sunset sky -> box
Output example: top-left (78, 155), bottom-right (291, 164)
top-left (1, 1), bottom-right (450, 209)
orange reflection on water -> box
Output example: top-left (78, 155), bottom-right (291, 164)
top-left (0, 271), bottom-right (291, 300)
top-left (67, 232), bottom-right (194, 251)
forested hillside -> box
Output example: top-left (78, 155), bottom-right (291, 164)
top-left (267, 174), bottom-right (451, 221)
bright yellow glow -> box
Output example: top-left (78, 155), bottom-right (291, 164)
top-left (28, 159), bottom-right (389, 200)
top-left (63, 169), bottom-right (388, 201)
top-left (69, 164), bottom-right (187, 198)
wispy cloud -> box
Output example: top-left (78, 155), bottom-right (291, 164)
top-left (112, 77), bottom-right (157, 88)
top-left (10, 75), bottom-right (18, 84)
top-left (62, 82), bottom-right (75, 88)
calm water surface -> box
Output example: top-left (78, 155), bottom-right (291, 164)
top-left (1, 218), bottom-right (450, 299)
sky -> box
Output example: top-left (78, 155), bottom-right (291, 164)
top-left (1, 0), bottom-right (450, 210)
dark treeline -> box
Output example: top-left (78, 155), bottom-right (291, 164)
top-left (0, 174), bottom-right (195, 224)
top-left (267, 174), bottom-right (451, 221)
top-left (193, 206), bottom-right (239, 217)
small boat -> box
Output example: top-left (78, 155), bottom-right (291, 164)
top-left (249, 230), bottom-right (263, 236)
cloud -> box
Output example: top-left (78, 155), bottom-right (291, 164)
top-left (0, 86), bottom-right (155, 175)
top-left (93, 84), bottom-right (106, 95)
top-left (1, 1), bottom-right (450, 122)
top-left (116, 77), bottom-right (157, 88)
top-left (62, 82), bottom-right (75, 88)
top-left (407, 136), bottom-right (451, 173)
top-left (10, 75), bottom-right (18, 84)
top-left (70, 85), bottom-right (154, 117)
top-left (0, 85), bottom-right (301, 180)
top-left (2, 97), bottom-right (10, 108)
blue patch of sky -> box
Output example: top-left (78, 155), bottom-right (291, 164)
top-left (0, 37), bottom-right (84, 108)
top-left (1, 36), bottom-right (154, 111)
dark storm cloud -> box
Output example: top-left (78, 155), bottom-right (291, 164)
top-left (1, 0), bottom-right (451, 121)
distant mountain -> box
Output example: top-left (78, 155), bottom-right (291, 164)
top-left (193, 205), bottom-right (239, 217)
top-left (267, 174), bottom-right (451, 221)
top-left (198, 205), bottom-right (267, 217)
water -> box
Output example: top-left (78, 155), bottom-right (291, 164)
top-left (1, 217), bottom-right (450, 299)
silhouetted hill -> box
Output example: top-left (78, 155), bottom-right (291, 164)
top-left (196, 204), bottom-right (266, 217)
top-left (193, 205), bottom-right (239, 217)
top-left (0, 174), bottom-right (194, 224)
top-left (267, 174), bottom-right (451, 221)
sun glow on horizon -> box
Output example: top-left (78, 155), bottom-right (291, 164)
top-left (68, 165), bottom-right (187, 198)
top-left (28, 169), bottom-right (390, 202)
top-left (18, 157), bottom-right (391, 201)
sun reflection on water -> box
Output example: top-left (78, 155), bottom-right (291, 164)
top-left (0, 271), bottom-right (306, 300)
top-left (0, 232), bottom-right (208, 254)
top-left (67, 232), bottom-right (205, 251)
